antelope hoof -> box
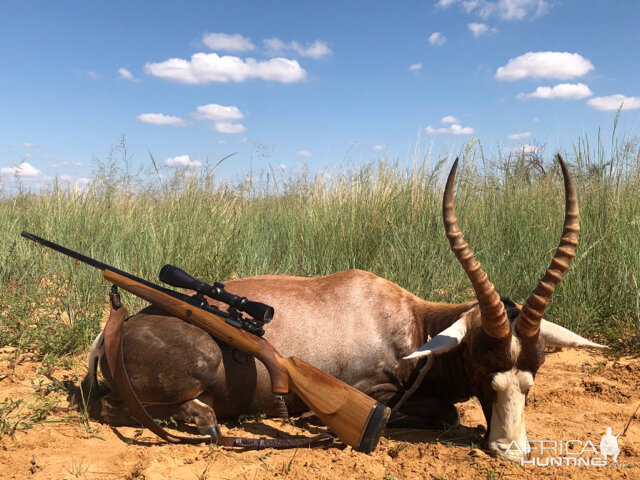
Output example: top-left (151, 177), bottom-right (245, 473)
top-left (198, 425), bottom-right (222, 438)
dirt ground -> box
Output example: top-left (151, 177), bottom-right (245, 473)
top-left (1, 347), bottom-right (638, 480)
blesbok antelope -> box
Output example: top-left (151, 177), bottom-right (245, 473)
top-left (82, 156), bottom-right (603, 458)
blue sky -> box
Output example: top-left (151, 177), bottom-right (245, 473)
top-left (1, 0), bottom-right (639, 189)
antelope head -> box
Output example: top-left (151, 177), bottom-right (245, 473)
top-left (405, 155), bottom-right (604, 459)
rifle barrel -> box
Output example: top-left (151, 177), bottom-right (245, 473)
top-left (22, 231), bottom-right (114, 272)
top-left (21, 231), bottom-right (211, 310)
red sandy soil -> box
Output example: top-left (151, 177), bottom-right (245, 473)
top-left (1, 347), bottom-right (638, 480)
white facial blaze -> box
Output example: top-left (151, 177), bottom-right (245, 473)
top-left (489, 368), bottom-right (533, 458)
top-left (487, 337), bottom-right (534, 459)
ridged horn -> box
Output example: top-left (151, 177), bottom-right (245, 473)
top-left (515, 154), bottom-right (580, 337)
top-left (443, 158), bottom-right (510, 339)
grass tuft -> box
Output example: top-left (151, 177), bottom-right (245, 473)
top-left (1, 132), bottom-right (639, 357)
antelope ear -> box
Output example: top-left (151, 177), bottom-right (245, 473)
top-left (403, 318), bottom-right (467, 360)
top-left (540, 319), bottom-right (606, 349)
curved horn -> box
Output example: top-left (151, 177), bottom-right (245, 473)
top-left (515, 155), bottom-right (580, 337)
top-left (443, 159), bottom-right (510, 338)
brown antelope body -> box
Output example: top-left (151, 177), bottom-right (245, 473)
top-left (83, 156), bottom-right (603, 458)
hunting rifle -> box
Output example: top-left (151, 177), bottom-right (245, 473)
top-left (21, 231), bottom-right (390, 453)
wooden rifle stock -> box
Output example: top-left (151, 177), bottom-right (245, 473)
top-left (103, 270), bottom-right (390, 453)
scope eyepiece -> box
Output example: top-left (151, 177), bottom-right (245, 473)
top-left (209, 282), bottom-right (274, 323)
top-left (159, 264), bottom-right (274, 323)
top-left (242, 299), bottom-right (273, 323)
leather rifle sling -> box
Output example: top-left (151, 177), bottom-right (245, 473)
top-left (103, 286), bottom-right (333, 449)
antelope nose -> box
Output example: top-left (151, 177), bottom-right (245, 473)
top-left (488, 440), bottom-right (528, 462)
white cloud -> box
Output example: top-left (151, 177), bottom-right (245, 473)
top-left (58, 175), bottom-right (91, 187)
top-left (213, 122), bottom-right (246, 134)
top-left (21, 142), bottom-right (44, 149)
top-left (118, 68), bottom-right (139, 81)
top-left (372, 145), bottom-right (385, 151)
top-left (517, 83), bottom-right (593, 100)
top-left (588, 94), bottom-right (640, 111)
top-left (1, 163), bottom-right (92, 191)
top-left (118, 68), bottom-right (134, 80)
top-left (202, 33), bottom-right (255, 52)
top-left (409, 63), bottom-right (423, 72)
top-left (302, 41), bottom-right (332, 59)
top-left (532, 117), bottom-right (539, 122)
top-left (425, 124), bottom-right (474, 135)
top-left (263, 38), bottom-right (331, 59)
top-left (436, 0), bottom-right (459, 7)
top-left (50, 160), bottom-right (83, 168)
top-left (193, 104), bottom-right (246, 133)
top-left (426, 116), bottom-right (473, 135)
top-left (507, 144), bottom-right (541, 154)
top-left (164, 155), bottom-right (202, 168)
top-left (508, 132), bottom-right (531, 140)
top-left (468, 22), bottom-right (496, 37)
top-left (480, 0), bottom-right (548, 20)
top-left (295, 150), bottom-right (313, 158)
top-left (137, 113), bottom-right (188, 127)
top-left (468, 22), bottom-right (487, 36)
top-left (463, 1), bottom-right (480, 13)
top-left (145, 53), bottom-right (307, 84)
top-left (437, 0), bottom-right (549, 20)
top-left (429, 32), bottom-right (446, 46)
top-left (82, 70), bottom-right (100, 80)
top-left (193, 104), bottom-right (244, 122)
top-left (496, 52), bottom-right (594, 81)
top-left (1, 162), bottom-right (43, 177)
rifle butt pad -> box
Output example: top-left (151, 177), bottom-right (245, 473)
top-left (357, 401), bottom-right (390, 453)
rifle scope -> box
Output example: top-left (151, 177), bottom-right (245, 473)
top-left (159, 264), bottom-right (274, 323)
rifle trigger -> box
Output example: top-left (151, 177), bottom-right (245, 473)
top-left (232, 348), bottom-right (251, 365)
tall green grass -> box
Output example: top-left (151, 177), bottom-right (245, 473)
top-left (1, 133), bottom-right (639, 360)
